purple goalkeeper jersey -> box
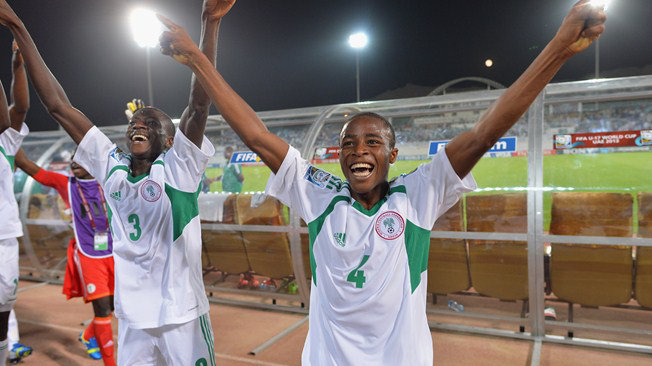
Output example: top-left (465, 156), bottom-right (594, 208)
top-left (68, 177), bottom-right (113, 257)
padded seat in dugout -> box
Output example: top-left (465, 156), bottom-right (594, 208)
top-left (201, 194), bottom-right (251, 275)
top-left (635, 192), bottom-right (652, 308)
top-left (236, 195), bottom-right (295, 279)
top-left (549, 192), bottom-right (633, 307)
top-left (466, 193), bottom-right (528, 301)
top-left (427, 200), bottom-right (471, 295)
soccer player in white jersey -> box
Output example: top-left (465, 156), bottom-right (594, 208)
top-left (159, 1), bottom-right (606, 364)
top-left (0, 43), bottom-right (30, 366)
top-left (0, 0), bottom-right (236, 364)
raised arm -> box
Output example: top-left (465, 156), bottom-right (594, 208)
top-left (9, 42), bottom-right (28, 131)
top-left (444, 0), bottom-right (606, 178)
top-left (15, 148), bottom-right (40, 177)
top-left (178, 0), bottom-right (235, 147)
top-left (158, 14), bottom-right (288, 173)
top-left (0, 0), bottom-right (93, 144)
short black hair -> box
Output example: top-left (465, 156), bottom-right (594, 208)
top-left (343, 112), bottom-right (396, 149)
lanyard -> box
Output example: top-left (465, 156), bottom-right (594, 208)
top-left (76, 180), bottom-right (108, 233)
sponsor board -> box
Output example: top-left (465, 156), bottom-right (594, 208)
top-left (429, 137), bottom-right (517, 155)
top-left (554, 130), bottom-right (652, 150)
top-left (230, 151), bottom-right (263, 165)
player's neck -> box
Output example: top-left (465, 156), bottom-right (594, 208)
top-left (130, 157), bottom-right (153, 177)
top-left (351, 182), bottom-right (389, 210)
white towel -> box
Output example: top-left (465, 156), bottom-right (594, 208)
top-left (199, 193), bottom-right (230, 222)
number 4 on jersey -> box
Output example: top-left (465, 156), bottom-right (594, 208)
top-left (347, 255), bottom-right (370, 288)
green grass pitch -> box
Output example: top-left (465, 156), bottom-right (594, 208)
top-left (206, 151), bottom-right (652, 231)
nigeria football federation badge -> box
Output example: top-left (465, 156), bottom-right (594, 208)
top-left (141, 180), bottom-right (162, 202)
top-left (375, 211), bottom-right (405, 240)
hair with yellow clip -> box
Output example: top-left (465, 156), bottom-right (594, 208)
top-left (124, 98), bottom-right (147, 120)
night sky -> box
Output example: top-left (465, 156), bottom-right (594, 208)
top-left (0, 0), bottom-right (650, 132)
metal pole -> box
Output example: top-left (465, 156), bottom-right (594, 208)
top-left (595, 39), bottom-right (600, 79)
top-left (146, 47), bottom-right (154, 106)
top-left (355, 52), bottom-right (360, 103)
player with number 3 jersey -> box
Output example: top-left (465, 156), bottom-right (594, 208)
top-left (0, 0), bottom-right (237, 364)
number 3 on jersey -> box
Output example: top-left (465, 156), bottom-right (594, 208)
top-left (347, 255), bottom-right (370, 288)
top-left (128, 214), bottom-right (142, 241)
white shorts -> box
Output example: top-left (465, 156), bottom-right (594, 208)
top-left (0, 238), bottom-right (19, 312)
top-left (117, 313), bottom-right (216, 366)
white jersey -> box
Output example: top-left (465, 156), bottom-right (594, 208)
top-left (266, 146), bottom-right (476, 365)
top-left (0, 124), bottom-right (29, 240)
top-left (75, 126), bottom-right (215, 329)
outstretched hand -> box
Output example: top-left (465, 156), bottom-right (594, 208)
top-left (554, 0), bottom-right (607, 55)
top-left (158, 14), bottom-right (200, 66)
top-left (203, 0), bottom-right (236, 22)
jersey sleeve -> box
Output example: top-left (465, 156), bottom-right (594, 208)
top-left (163, 129), bottom-right (216, 192)
top-left (402, 148), bottom-right (477, 229)
top-left (0, 123), bottom-right (29, 155)
top-left (265, 146), bottom-right (340, 223)
top-left (33, 169), bottom-right (70, 207)
top-left (74, 126), bottom-right (117, 184)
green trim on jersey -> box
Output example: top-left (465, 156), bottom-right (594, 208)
top-left (107, 165), bottom-right (129, 181)
top-left (307, 195), bottom-right (352, 285)
top-left (127, 173), bottom-right (148, 184)
top-left (351, 185), bottom-right (406, 217)
top-left (404, 219), bottom-right (431, 293)
top-left (165, 183), bottom-right (201, 242)
top-left (0, 146), bottom-right (15, 171)
top-left (107, 160), bottom-right (163, 183)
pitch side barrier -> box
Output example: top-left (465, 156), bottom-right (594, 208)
top-left (15, 75), bottom-right (652, 361)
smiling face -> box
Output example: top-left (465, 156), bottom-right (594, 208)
top-left (126, 108), bottom-right (175, 160)
top-left (339, 113), bottom-right (398, 196)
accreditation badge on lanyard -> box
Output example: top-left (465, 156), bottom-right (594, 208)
top-left (77, 182), bottom-right (110, 251)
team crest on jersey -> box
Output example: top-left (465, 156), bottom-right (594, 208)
top-left (304, 165), bottom-right (331, 189)
top-left (375, 211), bottom-right (405, 240)
top-left (87, 283), bottom-right (96, 294)
top-left (140, 180), bottom-right (162, 202)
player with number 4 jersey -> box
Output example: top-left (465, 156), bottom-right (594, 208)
top-left (158, 0), bottom-right (606, 364)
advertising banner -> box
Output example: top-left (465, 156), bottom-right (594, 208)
top-left (428, 136), bottom-right (517, 156)
top-left (554, 130), bottom-right (652, 150)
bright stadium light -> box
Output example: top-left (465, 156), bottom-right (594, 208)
top-left (348, 32), bottom-right (368, 49)
top-left (129, 8), bottom-right (162, 106)
top-left (485, 59), bottom-right (494, 68)
top-left (130, 8), bottom-right (163, 48)
top-left (348, 32), bottom-right (369, 102)
top-left (589, 0), bottom-right (612, 10)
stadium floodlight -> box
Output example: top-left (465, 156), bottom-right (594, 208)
top-left (130, 8), bottom-right (163, 48)
top-left (348, 32), bottom-right (369, 49)
top-left (129, 8), bottom-right (162, 106)
top-left (348, 32), bottom-right (369, 103)
top-left (485, 59), bottom-right (494, 68)
top-left (589, 0), bottom-right (612, 10)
